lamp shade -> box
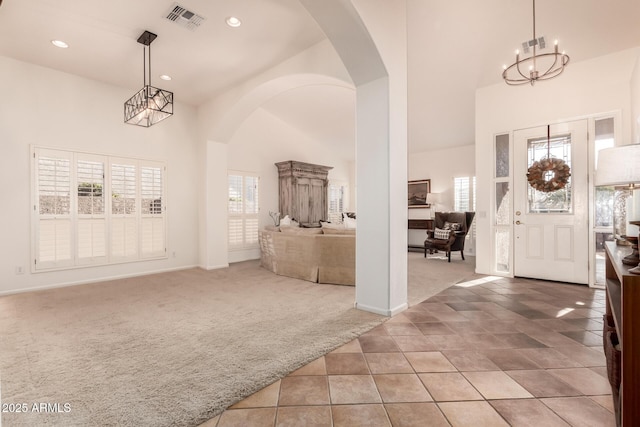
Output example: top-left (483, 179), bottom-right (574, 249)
top-left (426, 192), bottom-right (440, 203)
top-left (595, 145), bottom-right (640, 186)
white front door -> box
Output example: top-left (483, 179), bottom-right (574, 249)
top-left (513, 120), bottom-right (589, 284)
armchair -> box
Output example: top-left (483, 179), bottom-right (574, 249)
top-left (424, 211), bottom-right (475, 262)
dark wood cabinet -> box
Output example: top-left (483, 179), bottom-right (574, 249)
top-left (408, 219), bottom-right (434, 230)
top-left (604, 242), bottom-right (640, 426)
top-left (408, 219), bottom-right (434, 251)
top-left (275, 161), bottom-right (332, 227)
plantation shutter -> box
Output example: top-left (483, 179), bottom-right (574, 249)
top-left (35, 149), bottom-right (73, 269)
top-left (228, 172), bottom-right (259, 249)
top-left (76, 156), bottom-right (107, 264)
top-left (328, 183), bottom-right (346, 223)
top-left (244, 176), bottom-right (259, 246)
top-left (32, 147), bottom-right (167, 271)
top-left (454, 177), bottom-right (470, 212)
top-left (228, 174), bottom-right (243, 248)
top-left (453, 176), bottom-right (477, 254)
top-left (111, 161), bottom-right (138, 260)
top-left (140, 163), bottom-right (165, 258)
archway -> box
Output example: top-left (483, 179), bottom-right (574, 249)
top-left (199, 0), bottom-right (408, 316)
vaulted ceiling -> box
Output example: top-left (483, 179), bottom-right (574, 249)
top-left (1, 0), bottom-right (639, 155)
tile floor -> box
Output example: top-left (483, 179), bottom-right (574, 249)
top-left (201, 276), bottom-right (615, 426)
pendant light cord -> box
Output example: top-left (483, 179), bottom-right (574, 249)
top-left (142, 44), bottom-right (152, 87)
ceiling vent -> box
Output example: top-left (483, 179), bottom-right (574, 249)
top-left (165, 3), bottom-right (205, 31)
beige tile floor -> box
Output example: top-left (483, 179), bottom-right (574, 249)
top-left (201, 276), bottom-right (615, 426)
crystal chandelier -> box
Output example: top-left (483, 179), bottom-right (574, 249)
top-left (124, 31), bottom-right (173, 127)
top-left (502, 0), bottom-right (570, 86)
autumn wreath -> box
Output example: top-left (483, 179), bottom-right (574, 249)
top-left (526, 157), bottom-right (571, 192)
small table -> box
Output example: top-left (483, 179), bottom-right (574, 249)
top-left (408, 219), bottom-right (433, 251)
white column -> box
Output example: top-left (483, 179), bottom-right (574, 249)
top-left (302, 0), bottom-right (408, 316)
top-left (199, 140), bottom-right (229, 270)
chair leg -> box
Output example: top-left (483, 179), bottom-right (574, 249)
top-left (461, 250), bottom-right (465, 260)
top-left (447, 251), bottom-right (451, 262)
top-left (424, 247), bottom-right (427, 258)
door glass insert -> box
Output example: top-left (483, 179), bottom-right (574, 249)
top-left (527, 134), bottom-right (572, 213)
top-left (495, 134), bottom-right (509, 178)
top-left (495, 228), bottom-right (510, 272)
top-left (496, 182), bottom-right (510, 225)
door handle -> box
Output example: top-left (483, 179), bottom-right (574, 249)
top-left (515, 220), bottom-right (523, 225)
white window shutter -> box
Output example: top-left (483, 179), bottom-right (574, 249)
top-left (244, 176), bottom-right (259, 215)
top-left (33, 148), bottom-right (167, 271)
top-left (228, 175), bottom-right (243, 214)
top-left (35, 150), bottom-right (74, 269)
top-left (77, 157), bottom-right (107, 264)
top-left (245, 218), bottom-right (259, 245)
top-left (228, 218), bottom-right (243, 248)
top-left (228, 172), bottom-right (259, 250)
top-left (38, 218), bottom-right (72, 264)
top-left (140, 164), bottom-right (165, 258)
top-left (77, 219), bottom-right (106, 260)
top-left (110, 161), bottom-right (138, 261)
top-left (111, 217), bottom-right (138, 259)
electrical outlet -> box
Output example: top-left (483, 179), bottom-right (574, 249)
top-left (15, 266), bottom-right (24, 275)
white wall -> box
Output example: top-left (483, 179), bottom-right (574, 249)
top-left (631, 51), bottom-right (640, 144)
top-left (226, 107), bottom-right (353, 262)
top-left (407, 144), bottom-right (475, 247)
top-left (198, 40), bottom-right (353, 144)
top-left (408, 144), bottom-right (475, 214)
top-left (475, 47), bottom-right (639, 276)
top-left (0, 56), bottom-right (200, 294)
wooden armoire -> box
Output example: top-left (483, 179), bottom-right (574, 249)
top-left (275, 161), bottom-right (333, 227)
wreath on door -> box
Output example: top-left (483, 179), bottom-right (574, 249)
top-left (526, 125), bottom-right (571, 193)
top-left (527, 157), bottom-right (571, 192)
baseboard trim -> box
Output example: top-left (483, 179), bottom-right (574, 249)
top-left (200, 263), bottom-right (230, 271)
top-left (389, 302), bottom-right (409, 316)
top-left (0, 265), bottom-right (199, 296)
top-left (354, 301), bottom-right (408, 317)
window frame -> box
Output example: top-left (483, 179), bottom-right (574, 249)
top-left (328, 181), bottom-right (348, 223)
top-left (454, 176), bottom-right (477, 255)
top-left (31, 146), bottom-right (167, 272)
top-left (227, 171), bottom-right (260, 251)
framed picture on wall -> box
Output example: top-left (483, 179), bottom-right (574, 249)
top-left (408, 179), bottom-right (431, 208)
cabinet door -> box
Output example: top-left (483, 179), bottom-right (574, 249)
top-left (296, 178), bottom-right (311, 223)
top-left (309, 179), bottom-right (326, 223)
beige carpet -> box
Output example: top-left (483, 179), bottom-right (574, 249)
top-left (0, 253), bottom-right (477, 426)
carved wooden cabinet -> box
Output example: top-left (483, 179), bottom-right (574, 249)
top-left (275, 161), bottom-right (332, 227)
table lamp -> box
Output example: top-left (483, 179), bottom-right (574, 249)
top-left (596, 144), bottom-right (640, 274)
top-left (426, 192), bottom-right (440, 217)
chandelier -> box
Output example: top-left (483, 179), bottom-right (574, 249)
top-left (502, 0), bottom-right (570, 86)
top-left (124, 31), bottom-right (173, 127)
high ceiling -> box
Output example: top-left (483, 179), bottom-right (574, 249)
top-left (1, 0), bottom-right (639, 155)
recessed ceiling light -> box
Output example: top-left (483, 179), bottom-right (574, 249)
top-left (225, 16), bottom-right (241, 28)
top-left (159, 74), bottom-right (172, 81)
top-left (51, 40), bottom-right (69, 49)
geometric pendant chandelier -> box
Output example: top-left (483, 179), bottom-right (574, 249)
top-left (124, 31), bottom-right (173, 127)
top-left (502, 0), bottom-right (570, 86)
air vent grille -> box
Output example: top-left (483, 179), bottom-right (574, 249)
top-left (165, 3), bottom-right (205, 31)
